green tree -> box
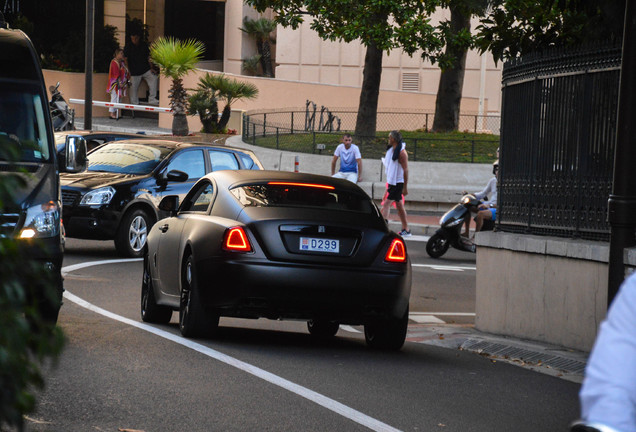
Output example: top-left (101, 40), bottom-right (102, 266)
top-left (150, 37), bottom-right (205, 136)
top-left (0, 142), bottom-right (65, 431)
top-left (189, 73), bottom-right (259, 133)
top-left (432, 0), bottom-right (489, 132)
top-left (240, 17), bottom-right (277, 77)
top-left (244, 0), bottom-right (442, 142)
top-left (475, 0), bottom-right (625, 62)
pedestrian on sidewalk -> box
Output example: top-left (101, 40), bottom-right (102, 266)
top-left (124, 30), bottom-right (159, 106)
top-left (107, 48), bottom-right (129, 120)
top-left (381, 130), bottom-right (410, 237)
top-left (574, 272), bottom-right (636, 432)
top-left (331, 133), bottom-right (362, 183)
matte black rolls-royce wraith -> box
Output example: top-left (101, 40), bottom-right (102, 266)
top-left (142, 170), bottom-right (412, 350)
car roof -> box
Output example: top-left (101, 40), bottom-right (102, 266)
top-left (208, 170), bottom-right (367, 194)
top-left (54, 130), bottom-right (149, 138)
top-left (99, 138), bottom-right (258, 154)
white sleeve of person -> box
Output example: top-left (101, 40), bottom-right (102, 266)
top-left (579, 272), bottom-right (636, 432)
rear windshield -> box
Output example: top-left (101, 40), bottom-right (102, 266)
top-left (87, 143), bottom-right (173, 175)
top-left (230, 183), bottom-right (375, 214)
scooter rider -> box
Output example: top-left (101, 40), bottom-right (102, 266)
top-left (462, 160), bottom-right (498, 237)
top-left (474, 163), bottom-right (498, 235)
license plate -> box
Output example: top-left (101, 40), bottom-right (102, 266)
top-left (299, 237), bottom-right (340, 253)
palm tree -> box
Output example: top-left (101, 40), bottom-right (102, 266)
top-left (239, 17), bottom-right (276, 77)
top-left (150, 37), bottom-right (205, 136)
top-left (188, 73), bottom-right (259, 133)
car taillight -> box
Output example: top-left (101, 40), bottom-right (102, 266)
top-left (223, 227), bottom-right (252, 252)
top-left (385, 238), bottom-right (407, 262)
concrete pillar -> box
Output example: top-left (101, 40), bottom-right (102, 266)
top-left (104, 0), bottom-right (126, 45)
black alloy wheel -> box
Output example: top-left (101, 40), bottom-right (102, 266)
top-left (115, 208), bottom-right (151, 258)
top-left (364, 305), bottom-right (409, 350)
top-left (179, 254), bottom-right (219, 338)
top-left (307, 320), bottom-right (340, 339)
top-left (141, 253), bottom-right (172, 324)
top-left (425, 232), bottom-right (450, 258)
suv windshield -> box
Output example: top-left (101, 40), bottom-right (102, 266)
top-left (0, 81), bottom-right (51, 163)
top-left (230, 183), bottom-right (375, 214)
top-left (88, 143), bottom-right (173, 175)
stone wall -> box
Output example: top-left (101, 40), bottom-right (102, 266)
top-left (475, 231), bottom-right (610, 351)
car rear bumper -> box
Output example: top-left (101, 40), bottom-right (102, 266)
top-left (195, 257), bottom-right (411, 324)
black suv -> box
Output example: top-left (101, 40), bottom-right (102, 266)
top-left (60, 139), bottom-right (263, 257)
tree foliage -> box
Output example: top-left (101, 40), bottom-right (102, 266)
top-left (189, 73), bottom-right (259, 133)
top-left (244, 0), bottom-right (444, 140)
top-left (240, 17), bottom-right (277, 77)
top-left (0, 142), bottom-right (65, 430)
top-left (476, 0), bottom-right (626, 62)
top-left (150, 37), bottom-right (205, 135)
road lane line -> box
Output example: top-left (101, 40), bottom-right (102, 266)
top-left (409, 315), bottom-right (445, 324)
top-left (403, 235), bottom-right (430, 242)
top-left (62, 261), bottom-right (402, 432)
top-left (410, 312), bottom-right (476, 317)
top-left (411, 264), bottom-right (476, 271)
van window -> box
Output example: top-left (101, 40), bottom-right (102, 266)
top-left (0, 81), bottom-right (51, 162)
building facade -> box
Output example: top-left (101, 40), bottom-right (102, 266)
top-left (104, 0), bottom-right (502, 115)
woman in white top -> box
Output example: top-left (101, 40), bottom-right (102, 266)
top-left (381, 130), bottom-right (410, 237)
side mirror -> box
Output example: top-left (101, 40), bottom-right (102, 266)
top-left (159, 195), bottom-right (179, 216)
top-left (166, 169), bottom-right (189, 182)
top-left (64, 135), bottom-right (87, 173)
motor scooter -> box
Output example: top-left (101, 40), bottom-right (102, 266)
top-left (425, 193), bottom-right (494, 258)
top-left (49, 82), bottom-right (75, 131)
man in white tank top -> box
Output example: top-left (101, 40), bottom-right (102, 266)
top-left (381, 130), bottom-right (410, 237)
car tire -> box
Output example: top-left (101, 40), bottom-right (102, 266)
top-left (141, 253), bottom-right (172, 324)
top-left (307, 320), bottom-right (339, 338)
top-left (364, 305), bottom-right (409, 351)
top-left (426, 233), bottom-right (450, 259)
top-left (115, 208), bottom-right (151, 258)
top-left (179, 254), bottom-right (219, 338)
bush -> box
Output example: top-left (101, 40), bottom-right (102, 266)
top-left (0, 143), bottom-right (65, 430)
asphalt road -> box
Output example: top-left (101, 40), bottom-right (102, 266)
top-left (26, 237), bottom-right (581, 431)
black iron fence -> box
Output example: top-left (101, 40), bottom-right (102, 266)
top-left (498, 42), bottom-right (622, 241)
top-left (243, 105), bottom-right (501, 163)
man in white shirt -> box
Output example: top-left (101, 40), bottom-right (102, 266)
top-left (331, 134), bottom-right (362, 183)
top-left (574, 272), bottom-right (636, 432)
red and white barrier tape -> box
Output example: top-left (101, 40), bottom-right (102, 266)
top-left (69, 98), bottom-right (172, 113)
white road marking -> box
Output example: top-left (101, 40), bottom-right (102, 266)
top-left (62, 260), bottom-right (402, 432)
top-left (410, 312), bottom-right (476, 317)
top-left (403, 235), bottom-right (430, 242)
top-left (411, 263), bottom-right (476, 271)
top-left (408, 315), bottom-right (446, 324)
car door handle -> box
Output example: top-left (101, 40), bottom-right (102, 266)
top-left (159, 224), bottom-right (169, 233)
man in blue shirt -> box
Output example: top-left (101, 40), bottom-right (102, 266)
top-left (331, 134), bottom-right (362, 183)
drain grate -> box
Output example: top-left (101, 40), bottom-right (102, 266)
top-left (460, 339), bottom-right (587, 374)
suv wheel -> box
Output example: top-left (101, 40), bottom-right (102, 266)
top-left (115, 209), bottom-right (151, 258)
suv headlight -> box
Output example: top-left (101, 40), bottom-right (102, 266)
top-left (19, 201), bottom-right (61, 239)
top-left (80, 186), bottom-right (116, 206)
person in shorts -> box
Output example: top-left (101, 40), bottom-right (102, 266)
top-left (331, 134), bottom-right (362, 183)
top-left (381, 130), bottom-right (410, 237)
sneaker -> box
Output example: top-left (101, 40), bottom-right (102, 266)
top-left (398, 229), bottom-right (411, 237)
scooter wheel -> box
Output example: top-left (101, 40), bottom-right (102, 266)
top-left (426, 233), bottom-right (450, 258)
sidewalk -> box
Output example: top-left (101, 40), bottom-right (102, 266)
top-left (77, 116), bottom-right (590, 382)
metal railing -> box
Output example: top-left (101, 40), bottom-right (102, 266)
top-left (497, 42), bottom-right (622, 241)
top-left (243, 108), bottom-right (500, 163)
